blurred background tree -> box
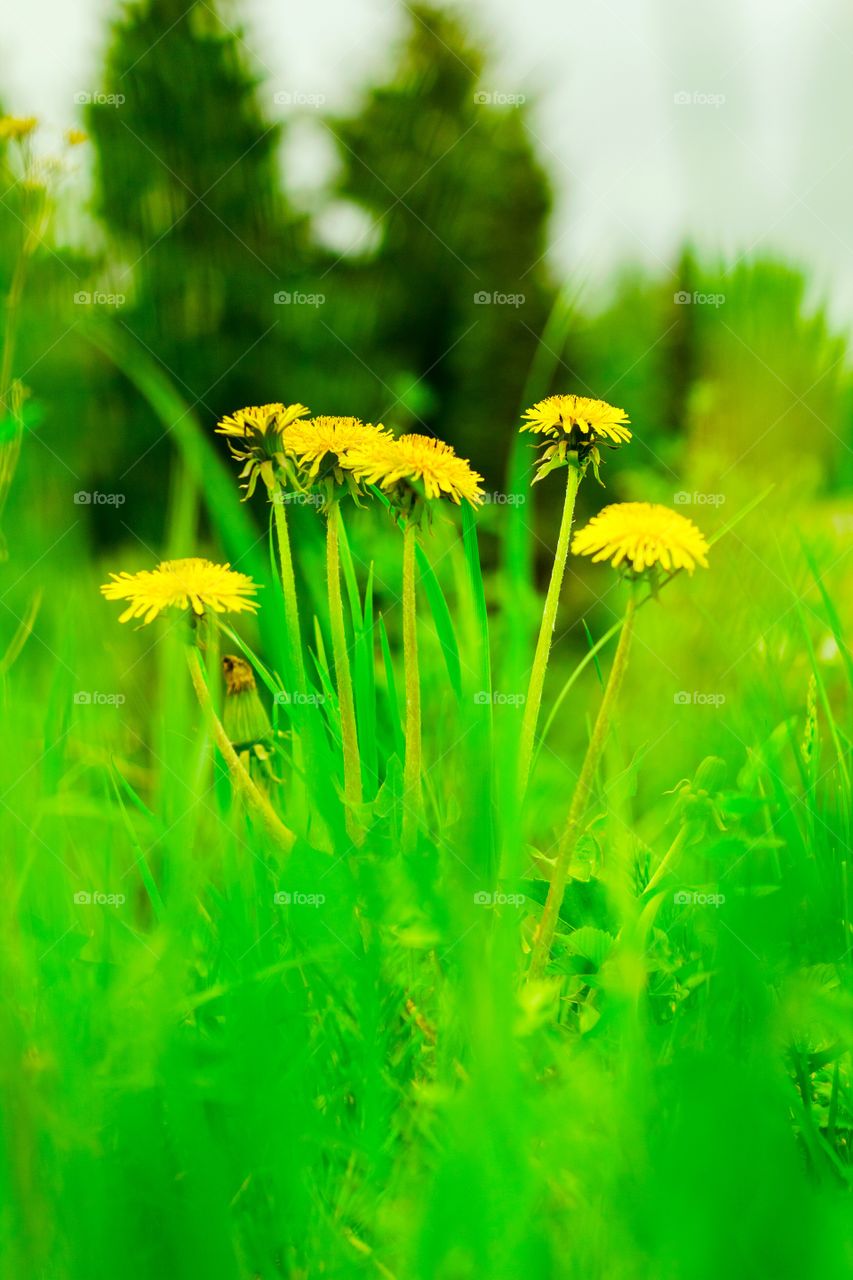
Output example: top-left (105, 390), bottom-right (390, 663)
top-left (52, 0), bottom-right (559, 532)
top-left (322, 4), bottom-right (554, 481)
top-left (85, 0), bottom-right (311, 537)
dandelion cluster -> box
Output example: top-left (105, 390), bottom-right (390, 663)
top-left (100, 384), bottom-right (715, 981)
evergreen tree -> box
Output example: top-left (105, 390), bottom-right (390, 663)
top-left (87, 0), bottom-right (308, 524)
top-left (324, 4), bottom-right (554, 479)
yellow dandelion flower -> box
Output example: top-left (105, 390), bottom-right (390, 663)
top-left (348, 433), bottom-right (485, 506)
top-left (522, 394), bottom-right (631, 483)
top-left (282, 415), bottom-right (389, 480)
top-left (216, 402), bottom-right (310, 498)
top-left (216, 402), bottom-right (309, 440)
top-left (572, 502), bottom-right (710, 575)
top-left (101, 557), bottom-right (260, 625)
top-left (0, 116), bottom-right (38, 143)
top-left (522, 394), bottom-right (631, 445)
top-left (65, 128), bottom-right (88, 147)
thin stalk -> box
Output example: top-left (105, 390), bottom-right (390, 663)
top-left (644, 823), bottom-right (692, 897)
top-left (0, 184), bottom-right (43, 554)
top-left (402, 519), bottom-right (421, 849)
top-left (268, 480), bottom-right (306, 694)
top-left (0, 182), bottom-right (42, 415)
top-left (528, 586), bottom-right (637, 981)
top-left (185, 644), bottom-right (295, 855)
top-left (517, 457), bottom-right (581, 797)
top-left (326, 499), bottom-right (362, 833)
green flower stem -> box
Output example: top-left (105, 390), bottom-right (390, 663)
top-left (528, 585), bottom-right (637, 981)
top-left (517, 456), bottom-right (581, 797)
top-left (186, 644), bottom-right (295, 855)
top-left (644, 824), bottom-right (692, 898)
top-left (326, 500), bottom-right (362, 832)
top-left (268, 479), bottom-right (306, 694)
top-left (402, 519), bottom-right (422, 849)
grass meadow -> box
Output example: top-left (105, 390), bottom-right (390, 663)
top-left (1, 68), bottom-right (853, 1280)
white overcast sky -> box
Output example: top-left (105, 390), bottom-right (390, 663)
top-left (1, 0), bottom-right (850, 324)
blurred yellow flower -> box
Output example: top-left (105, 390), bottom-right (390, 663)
top-left (65, 129), bottom-right (88, 147)
top-left (572, 502), bottom-right (709, 574)
top-left (101, 557), bottom-right (260, 625)
top-left (348, 433), bottom-right (484, 506)
top-left (282, 415), bottom-right (389, 480)
top-left (0, 116), bottom-right (38, 143)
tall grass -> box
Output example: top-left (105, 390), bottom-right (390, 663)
top-left (1, 266), bottom-right (852, 1280)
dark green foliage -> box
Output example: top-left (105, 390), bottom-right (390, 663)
top-left (323, 4), bottom-right (554, 477)
top-left (85, 0), bottom-right (309, 536)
